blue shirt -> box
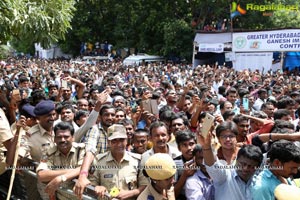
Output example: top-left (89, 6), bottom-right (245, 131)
top-left (251, 169), bottom-right (282, 200)
top-left (206, 160), bottom-right (253, 200)
top-left (185, 170), bottom-right (214, 200)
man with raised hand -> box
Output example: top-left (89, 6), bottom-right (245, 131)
top-left (197, 127), bottom-right (263, 200)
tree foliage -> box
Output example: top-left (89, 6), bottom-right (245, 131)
top-left (0, 0), bottom-right (76, 48)
top-left (231, 0), bottom-right (300, 30)
top-left (2, 0), bottom-right (299, 60)
top-left (59, 0), bottom-right (198, 59)
top-left (62, 0), bottom-right (276, 59)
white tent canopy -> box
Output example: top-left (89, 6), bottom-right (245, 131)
top-left (35, 43), bottom-right (72, 59)
top-left (194, 32), bottom-right (232, 44)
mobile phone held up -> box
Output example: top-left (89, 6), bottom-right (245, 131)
top-left (242, 97), bottom-right (249, 111)
top-left (61, 80), bottom-right (68, 88)
top-left (141, 100), bottom-right (159, 116)
top-left (130, 100), bottom-right (138, 113)
top-left (200, 113), bottom-right (215, 139)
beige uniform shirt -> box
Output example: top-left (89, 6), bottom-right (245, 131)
top-left (0, 108), bottom-right (13, 144)
top-left (90, 151), bottom-right (148, 200)
top-left (0, 108), bottom-right (13, 174)
top-left (20, 124), bottom-right (55, 162)
top-left (37, 142), bottom-right (86, 200)
top-left (137, 184), bottom-right (176, 200)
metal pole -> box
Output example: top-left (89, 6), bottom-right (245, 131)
top-left (192, 42), bottom-right (196, 68)
top-left (280, 51), bottom-right (284, 70)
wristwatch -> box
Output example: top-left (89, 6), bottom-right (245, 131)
top-left (61, 175), bottom-right (67, 183)
top-left (269, 133), bottom-right (273, 142)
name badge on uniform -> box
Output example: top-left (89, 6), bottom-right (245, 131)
top-left (104, 174), bottom-right (113, 178)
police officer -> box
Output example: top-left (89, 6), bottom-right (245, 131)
top-left (37, 121), bottom-right (85, 200)
top-left (6, 103), bottom-right (37, 166)
top-left (89, 124), bottom-right (148, 200)
top-left (19, 100), bottom-right (56, 200)
top-left (138, 153), bottom-right (176, 200)
top-left (0, 107), bottom-right (14, 174)
top-left (20, 100), bottom-right (56, 161)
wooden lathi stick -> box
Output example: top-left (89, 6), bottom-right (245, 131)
top-left (6, 125), bottom-right (23, 200)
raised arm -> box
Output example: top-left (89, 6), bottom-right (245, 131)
top-left (74, 91), bottom-right (108, 142)
top-left (197, 132), bottom-right (215, 166)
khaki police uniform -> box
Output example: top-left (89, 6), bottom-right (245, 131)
top-left (0, 108), bottom-right (13, 175)
top-left (89, 151), bottom-right (148, 200)
top-left (37, 142), bottom-right (86, 200)
top-left (138, 153), bottom-right (177, 200)
top-left (137, 184), bottom-right (176, 200)
top-left (20, 123), bottom-right (55, 162)
top-left (0, 108), bottom-right (13, 143)
top-left (20, 123), bottom-right (55, 200)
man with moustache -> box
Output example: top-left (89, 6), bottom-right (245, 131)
top-left (251, 140), bottom-right (300, 200)
top-left (19, 100), bottom-right (57, 200)
top-left (140, 121), bottom-right (181, 168)
top-left (77, 98), bottom-right (89, 111)
top-left (54, 103), bottom-right (79, 132)
top-left (37, 122), bottom-right (85, 200)
top-left (113, 95), bottom-right (127, 109)
top-left (261, 102), bottom-right (275, 120)
top-left (233, 114), bottom-right (251, 145)
top-left (73, 104), bottom-right (116, 198)
top-left (89, 124), bottom-right (147, 200)
top-left (20, 100), bottom-right (56, 162)
top-left (168, 113), bottom-right (190, 149)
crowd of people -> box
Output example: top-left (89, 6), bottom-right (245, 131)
top-left (1, 56), bottom-right (300, 200)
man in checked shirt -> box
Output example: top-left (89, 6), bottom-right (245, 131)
top-left (73, 104), bottom-right (116, 198)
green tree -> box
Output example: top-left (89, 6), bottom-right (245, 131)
top-left (59, 0), bottom-right (300, 60)
top-left (270, 0), bottom-right (300, 28)
top-left (0, 0), bottom-right (76, 50)
top-left (230, 0), bottom-right (300, 30)
top-left (162, 19), bottom-right (193, 59)
top-left (60, 0), bottom-right (196, 60)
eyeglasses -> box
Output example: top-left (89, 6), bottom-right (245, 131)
top-left (219, 134), bottom-right (236, 140)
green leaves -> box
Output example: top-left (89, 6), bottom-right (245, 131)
top-left (0, 0), bottom-right (76, 48)
top-left (3, 0), bottom-right (299, 59)
top-left (162, 19), bottom-right (193, 59)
